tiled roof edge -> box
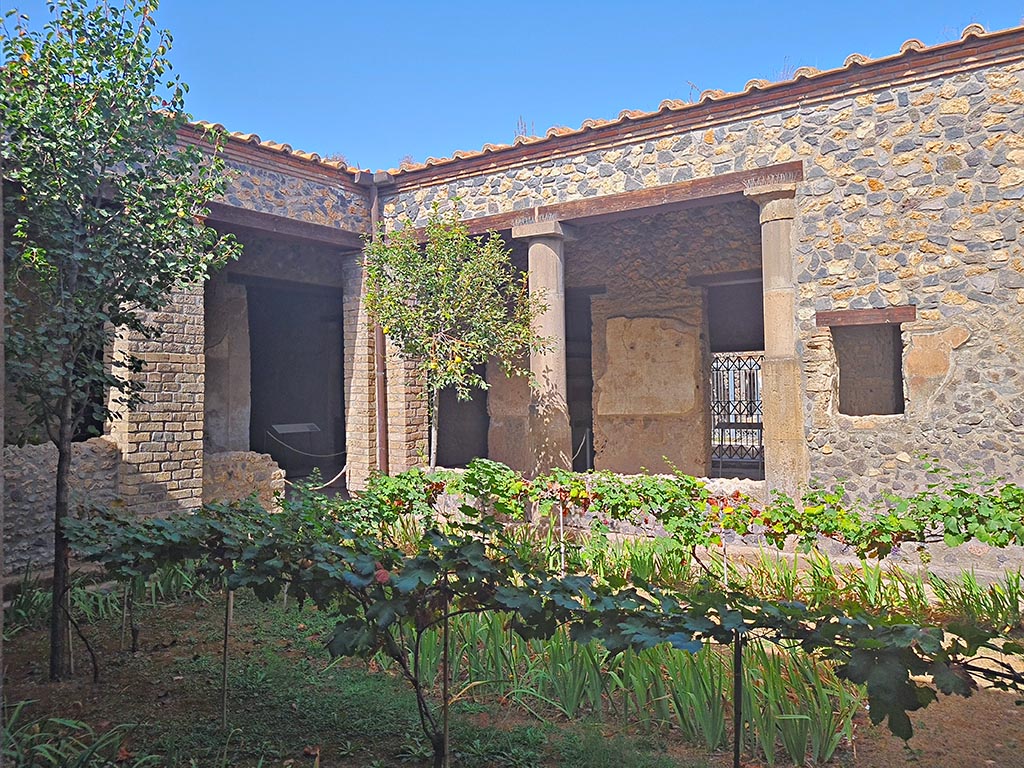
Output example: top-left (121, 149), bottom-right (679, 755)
top-left (382, 23), bottom-right (1019, 178)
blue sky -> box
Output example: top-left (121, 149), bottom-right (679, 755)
top-left (4, 1), bottom-right (1023, 170)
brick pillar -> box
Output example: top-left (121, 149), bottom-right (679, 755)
top-left (343, 262), bottom-right (378, 490)
top-left (512, 221), bottom-right (573, 474)
top-left (106, 287), bottom-right (205, 515)
top-left (744, 185), bottom-right (809, 495)
top-left (385, 352), bottom-right (428, 473)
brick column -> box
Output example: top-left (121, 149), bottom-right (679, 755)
top-left (343, 261), bottom-right (378, 489)
top-left (511, 221), bottom-right (572, 474)
top-left (385, 353), bottom-right (428, 473)
top-left (744, 185), bottom-right (809, 495)
top-left (106, 287), bottom-right (205, 515)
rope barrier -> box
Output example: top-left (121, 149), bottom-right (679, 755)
top-left (265, 430), bottom-right (347, 459)
top-left (283, 463), bottom-right (349, 491)
top-left (570, 428), bottom-right (590, 463)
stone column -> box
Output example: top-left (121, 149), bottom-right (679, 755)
top-left (511, 221), bottom-right (573, 474)
top-left (744, 186), bottom-right (809, 495)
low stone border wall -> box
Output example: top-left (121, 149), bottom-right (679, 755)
top-left (4, 444), bottom-right (286, 574)
top-left (522, 475), bottom-right (1024, 578)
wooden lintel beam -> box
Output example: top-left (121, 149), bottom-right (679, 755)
top-left (815, 305), bottom-right (917, 327)
top-left (412, 163), bottom-right (803, 240)
top-left (688, 268), bottom-right (764, 287)
top-left (205, 202), bottom-right (367, 250)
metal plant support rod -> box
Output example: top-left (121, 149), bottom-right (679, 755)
top-left (733, 630), bottom-right (744, 768)
top-left (221, 589), bottom-right (234, 730)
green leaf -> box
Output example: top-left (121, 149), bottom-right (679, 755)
top-left (327, 618), bottom-right (376, 658)
top-left (392, 559), bottom-right (438, 593)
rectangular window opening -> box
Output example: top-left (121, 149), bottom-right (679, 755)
top-left (816, 305), bottom-right (914, 418)
top-left (830, 323), bottom-right (905, 416)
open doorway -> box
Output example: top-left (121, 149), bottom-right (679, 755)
top-left (437, 365), bottom-right (489, 468)
top-left (706, 279), bottom-right (765, 480)
top-left (246, 278), bottom-right (346, 481)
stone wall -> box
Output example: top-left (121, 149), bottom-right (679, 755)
top-left (379, 47), bottom-right (1024, 499)
top-left (203, 450), bottom-right (285, 511)
top-left (219, 155), bottom-right (370, 234)
top-left (106, 288), bottom-right (205, 516)
top-left (4, 438), bottom-right (120, 572)
top-left (220, 227), bottom-right (350, 289)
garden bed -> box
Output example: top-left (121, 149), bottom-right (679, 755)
top-left (6, 588), bottom-right (1022, 768)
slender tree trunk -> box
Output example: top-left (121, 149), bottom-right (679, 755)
top-left (442, 582), bottom-right (451, 768)
top-left (49, 401), bottom-right (74, 681)
top-left (221, 588), bottom-right (234, 729)
top-left (429, 389), bottom-right (440, 470)
top-left (1, 156), bottom-right (7, 725)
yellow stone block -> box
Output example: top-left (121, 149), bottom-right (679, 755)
top-left (999, 166), bottom-right (1024, 189)
top-left (986, 71), bottom-right (1018, 90)
top-left (939, 97), bottom-right (970, 114)
top-left (773, 145), bottom-right (793, 162)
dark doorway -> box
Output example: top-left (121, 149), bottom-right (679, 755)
top-left (708, 282), bottom-right (764, 354)
top-left (706, 280), bottom-right (765, 480)
top-left (437, 367), bottom-right (489, 468)
top-left (246, 279), bottom-right (345, 480)
top-left (566, 289), bottom-right (596, 472)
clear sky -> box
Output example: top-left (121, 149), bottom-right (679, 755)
top-left (3, 1), bottom-right (1023, 171)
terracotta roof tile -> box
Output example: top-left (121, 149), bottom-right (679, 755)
top-left (193, 23), bottom-right (1016, 180)
top-left (191, 120), bottom-right (360, 174)
top-left (381, 23), bottom-right (1016, 176)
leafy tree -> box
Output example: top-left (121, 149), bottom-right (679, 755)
top-left (363, 204), bottom-right (546, 468)
top-left (0, 0), bottom-right (240, 680)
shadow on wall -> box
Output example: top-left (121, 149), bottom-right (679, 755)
top-left (3, 437), bottom-right (120, 572)
top-left (529, 367), bottom-right (572, 475)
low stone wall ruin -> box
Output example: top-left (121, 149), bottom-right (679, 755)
top-left (4, 438), bottom-right (121, 572)
top-left (202, 451), bottom-right (285, 511)
top-left (3, 444), bottom-right (285, 574)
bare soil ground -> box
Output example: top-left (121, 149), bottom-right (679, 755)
top-left (6, 594), bottom-right (1024, 767)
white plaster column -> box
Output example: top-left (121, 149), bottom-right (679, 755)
top-left (512, 220), bottom-right (573, 474)
top-left (744, 186), bottom-right (809, 495)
